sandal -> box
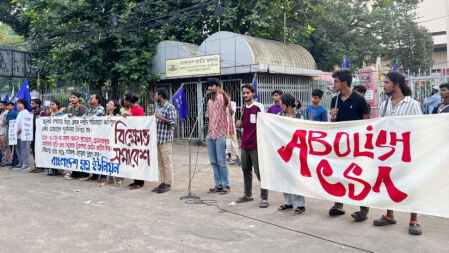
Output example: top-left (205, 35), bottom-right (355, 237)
top-left (259, 199), bottom-right (269, 208)
top-left (293, 207), bottom-right (305, 215)
top-left (278, 204), bottom-right (293, 211)
top-left (208, 187), bottom-right (223, 193)
top-left (152, 183), bottom-right (164, 192)
top-left (408, 221), bottom-right (422, 235)
top-left (351, 211), bottom-right (368, 222)
top-left (220, 187), bottom-right (231, 195)
top-left (373, 215), bottom-right (397, 226)
top-left (236, 196), bottom-right (254, 203)
top-left (156, 184), bottom-right (171, 193)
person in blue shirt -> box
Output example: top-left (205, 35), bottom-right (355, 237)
top-left (423, 85), bottom-right (441, 114)
top-left (5, 102), bottom-right (19, 167)
top-left (306, 89), bottom-right (328, 122)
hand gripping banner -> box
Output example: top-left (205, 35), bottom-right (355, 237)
top-left (257, 113), bottom-right (449, 218)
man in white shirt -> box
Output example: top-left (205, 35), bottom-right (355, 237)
top-left (13, 99), bottom-right (32, 171)
top-left (373, 71), bottom-right (422, 236)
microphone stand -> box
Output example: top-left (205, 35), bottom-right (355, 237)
top-left (180, 92), bottom-right (209, 200)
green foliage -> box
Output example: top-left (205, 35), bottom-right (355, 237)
top-left (0, 0), bottom-right (435, 87)
top-left (297, 0), bottom-right (433, 72)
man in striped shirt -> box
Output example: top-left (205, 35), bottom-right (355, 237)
top-left (373, 71), bottom-right (423, 235)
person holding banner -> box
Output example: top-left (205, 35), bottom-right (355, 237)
top-left (106, 99), bottom-right (124, 186)
top-left (329, 69), bottom-right (370, 221)
top-left (47, 100), bottom-right (64, 175)
top-left (205, 78), bottom-right (231, 194)
top-left (277, 94), bottom-right (306, 214)
top-left (13, 99), bottom-right (32, 171)
top-left (29, 99), bottom-right (47, 173)
top-left (5, 102), bottom-right (19, 168)
top-left (0, 101), bottom-right (12, 167)
top-left (373, 71), bottom-right (423, 235)
top-left (432, 83), bottom-right (449, 114)
top-left (152, 88), bottom-right (177, 194)
top-left (81, 93), bottom-right (106, 183)
top-left (236, 84), bottom-right (268, 208)
top-left (123, 93), bottom-right (146, 190)
top-left (67, 92), bottom-right (87, 118)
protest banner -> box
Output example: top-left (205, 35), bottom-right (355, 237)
top-left (21, 112), bottom-right (34, 141)
top-left (8, 119), bottom-right (17, 145)
top-left (35, 116), bottom-right (158, 181)
top-left (257, 112), bottom-right (449, 218)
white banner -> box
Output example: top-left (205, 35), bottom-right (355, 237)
top-left (21, 113), bottom-right (34, 141)
top-left (257, 112), bottom-right (449, 218)
top-left (35, 116), bottom-right (158, 181)
top-left (8, 119), bottom-right (17, 145)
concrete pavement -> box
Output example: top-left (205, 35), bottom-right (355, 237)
top-left (0, 143), bottom-right (448, 252)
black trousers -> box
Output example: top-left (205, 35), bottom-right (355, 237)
top-left (241, 148), bottom-right (268, 200)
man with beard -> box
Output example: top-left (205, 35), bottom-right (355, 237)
top-left (373, 71), bottom-right (422, 235)
top-left (205, 78), bottom-right (230, 194)
top-left (432, 83), bottom-right (449, 114)
top-left (235, 84), bottom-right (268, 208)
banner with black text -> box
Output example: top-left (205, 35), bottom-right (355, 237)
top-left (35, 116), bottom-right (158, 181)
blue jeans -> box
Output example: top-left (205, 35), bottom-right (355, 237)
top-left (206, 136), bottom-right (229, 188)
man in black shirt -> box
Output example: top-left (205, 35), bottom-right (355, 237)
top-left (329, 69), bottom-right (370, 222)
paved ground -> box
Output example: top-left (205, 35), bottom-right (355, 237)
top-left (0, 143), bottom-right (448, 253)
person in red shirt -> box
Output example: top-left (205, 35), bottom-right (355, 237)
top-left (123, 93), bottom-right (145, 190)
top-left (235, 84), bottom-right (268, 208)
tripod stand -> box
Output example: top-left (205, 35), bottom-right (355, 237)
top-left (180, 93), bottom-right (209, 200)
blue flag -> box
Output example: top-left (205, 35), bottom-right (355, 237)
top-left (252, 73), bottom-right (259, 102)
top-left (0, 92), bottom-right (2, 101)
top-left (343, 57), bottom-right (349, 68)
top-left (393, 59), bottom-right (399, 71)
top-left (172, 85), bottom-right (189, 123)
top-left (17, 77), bottom-right (32, 111)
top-left (4, 94), bottom-right (9, 102)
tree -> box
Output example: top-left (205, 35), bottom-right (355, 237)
top-left (373, 0), bottom-right (434, 71)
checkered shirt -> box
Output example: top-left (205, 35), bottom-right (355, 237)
top-left (155, 102), bottom-right (177, 144)
top-left (86, 105), bottom-right (105, 116)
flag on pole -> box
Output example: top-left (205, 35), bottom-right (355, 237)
top-left (343, 57), bottom-right (349, 68)
top-left (252, 73), bottom-right (259, 102)
top-left (17, 77), bottom-right (32, 111)
top-left (172, 85), bottom-right (189, 123)
top-left (392, 59), bottom-right (399, 71)
top-left (4, 94), bottom-right (9, 102)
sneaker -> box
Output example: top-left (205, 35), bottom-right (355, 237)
top-left (1, 163), bottom-right (12, 167)
top-left (234, 159), bottom-right (241, 165)
top-left (21, 166), bottom-right (31, 171)
top-left (226, 157), bottom-right (232, 162)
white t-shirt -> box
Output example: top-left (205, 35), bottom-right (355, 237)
top-left (16, 109), bottom-right (30, 139)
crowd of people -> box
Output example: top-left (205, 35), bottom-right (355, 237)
top-left (1, 70), bottom-right (448, 236)
top-left (0, 89), bottom-right (177, 193)
top-left (203, 70), bottom-right (449, 236)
